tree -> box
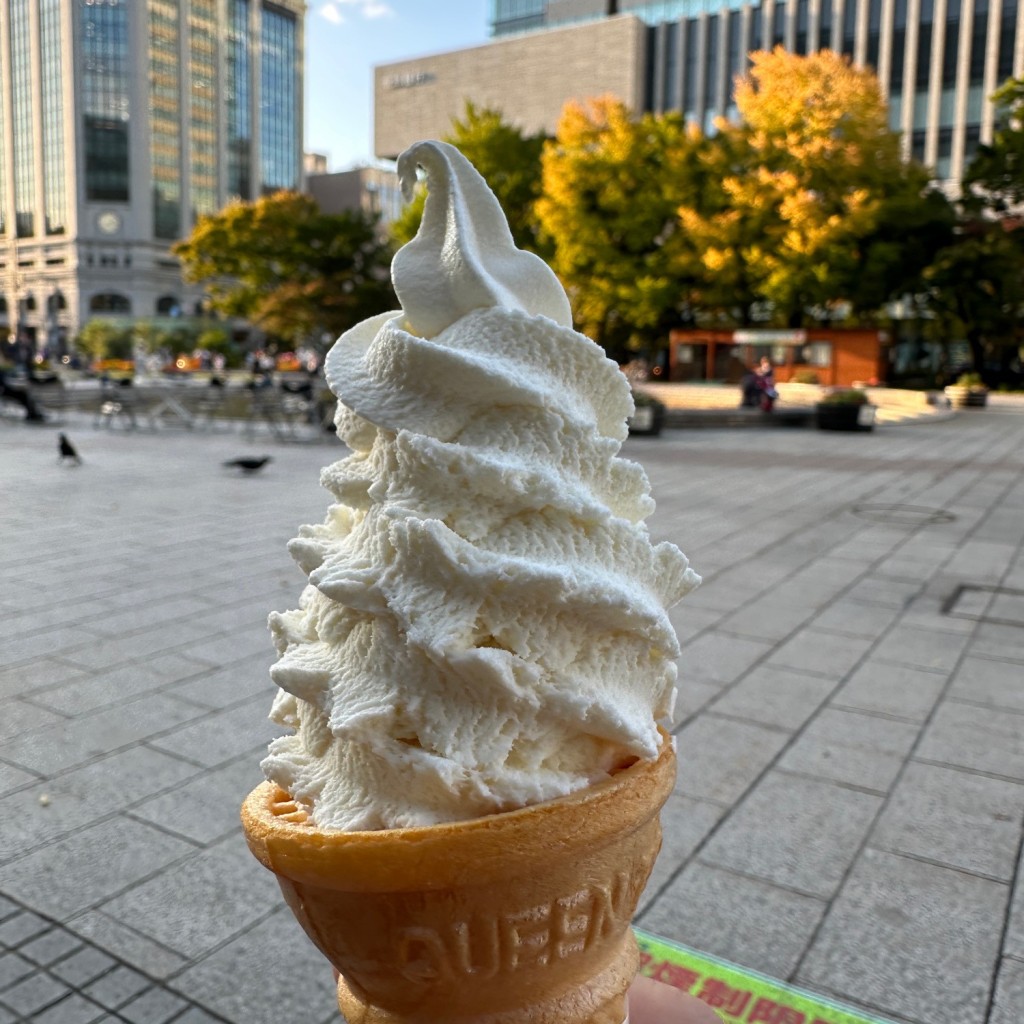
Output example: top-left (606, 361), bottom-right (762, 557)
top-left (962, 76), bottom-right (1024, 213)
top-left (75, 319), bottom-right (133, 363)
top-left (174, 192), bottom-right (396, 347)
top-left (390, 102), bottom-right (548, 255)
top-left (678, 49), bottom-right (948, 326)
top-left (536, 96), bottom-right (709, 352)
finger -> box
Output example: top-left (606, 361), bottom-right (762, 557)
top-left (628, 974), bottom-right (723, 1023)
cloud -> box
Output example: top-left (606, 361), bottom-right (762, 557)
top-left (318, 1), bottom-right (344, 23)
top-left (335, 0), bottom-right (396, 17)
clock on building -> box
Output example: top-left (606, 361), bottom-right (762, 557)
top-left (97, 211), bottom-right (121, 235)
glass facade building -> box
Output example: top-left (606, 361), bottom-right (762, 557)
top-left (0, 0), bottom-right (304, 348)
top-left (490, 0), bottom-right (1023, 182)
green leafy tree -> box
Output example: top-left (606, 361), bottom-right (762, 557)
top-left (536, 96), bottom-right (710, 352)
top-left (962, 77), bottom-right (1024, 213)
top-left (921, 77), bottom-right (1024, 378)
top-left (174, 192), bottom-right (395, 347)
top-left (75, 319), bottom-right (133, 363)
top-left (391, 102), bottom-right (548, 255)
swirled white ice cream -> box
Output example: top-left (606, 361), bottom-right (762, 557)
top-left (261, 140), bottom-right (700, 830)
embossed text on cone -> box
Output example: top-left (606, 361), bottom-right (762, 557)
top-left (241, 740), bottom-right (676, 1024)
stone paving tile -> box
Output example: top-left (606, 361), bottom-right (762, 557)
top-left (29, 993), bottom-right (108, 1024)
top-left (777, 707), bottom-right (922, 794)
top-left (709, 664), bottom-right (836, 732)
top-left (147, 695), bottom-right (281, 769)
top-left (0, 746), bottom-right (200, 863)
top-left (3, 816), bottom-right (194, 919)
top-left (990, 956), bottom-right (1024, 1024)
top-left (28, 655), bottom-right (211, 717)
top-left (638, 792), bottom-right (725, 914)
top-left (673, 713), bottom-right (790, 805)
top-left (17, 925), bottom-right (83, 966)
top-left (765, 628), bottom-right (874, 680)
top-left (0, 761), bottom-right (37, 798)
top-left (0, 627), bottom-right (104, 671)
top-left (701, 771), bottom-right (882, 898)
top-left (0, 699), bottom-right (68, 742)
top-left (117, 985), bottom-right (190, 1023)
top-left (830, 660), bottom-right (948, 722)
top-left (842, 576), bottom-right (923, 609)
top-left (948, 654), bottom-right (1024, 713)
top-left (81, 964), bottom-right (151, 1010)
top-left (1006, 844), bottom-right (1024, 960)
top-left (640, 861), bottom-right (827, 980)
top-left (0, 910), bottom-right (51, 947)
top-left (0, 658), bottom-right (91, 702)
top-left (798, 848), bottom-right (1008, 1024)
top-left (0, 951), bottom-right (36, 988)
top-left (48, 946), bottom-right (117, 988)
top-left (870, 761), bottom-right (1024, 880)
top-left (810, 597), bottom-right (898, 639)
top-left (129, 755), bottom-right (257, 846)
top-left (99, 839), bottom-right (279, 960)
top-left (66, 913), bottom-right (187, 981)
top-left (917, 701), bottom-right (1024, 780)
top-left (1, 694), bottom-right (208, 776)
top-left (168, 908), bottom-right (337, 1024)
top-left (669, 677), bottom-right (721, 725)
top-left (0, 969), bottom-right (69, 1016)
top-left (84, 595), bottom-right (220, 638)
top-left (171, 653), bottom-right (275, 712)
top-left (675, 631), bottom-right (774, 687)
top-left (972, 621), bottom-right (1024, 662)
top-left (871, 623), bottom-right (974, 673)
top-left (57, 620), bottom-right (228, 673)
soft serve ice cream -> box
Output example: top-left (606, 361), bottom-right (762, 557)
top-left (261, 140), bottom-right (700, 831)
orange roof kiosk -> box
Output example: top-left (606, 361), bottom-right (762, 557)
top-left (667, 328), bottom-right (888, 387)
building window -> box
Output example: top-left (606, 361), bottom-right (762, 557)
top-left (11, 0), bottom-right (35, 236)
top-left (683, 17), bottom-right (700, 119)
top-left (819, 0), bottom-right (833, 49)
top-left (491, 0), bottom-right (546, 35)
top-left (772, 0), bottom-right (787, 47)
top-left (81, 0), bottom-right (131, 202)
top-left (190, 0), bottom-right (219, 221)
top-left (797, 341), bottom-right (833, 366)
top-left (889, 0), bottom-right (907, 93)
top-left (998, 0), bottom-right (1016, 80)
top-left (90, 293), bottom-right (131, 313)
top-left (796, 0), bottom-right (809, 52)
top-left (156, 295), bottom-right (180, 314)
top-left (149, 0), bottom-right (182, 239)
top-left (841, 0), bottom-right (857, 55)
top-left (866, 0), bottom-right (883, 70)
top-left (227, 0), bottom-right (252, 199)
top-left (260, 4), bottom-right (300, 193)
top-left (40, 0), bottom-right (67, 235)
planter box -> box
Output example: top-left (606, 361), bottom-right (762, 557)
top-left (816, 402), bottom-right (876, 431)
top-left (628, 403), bottom-right (665, 436)
top-left (944, 385), bottom-right (988, 408)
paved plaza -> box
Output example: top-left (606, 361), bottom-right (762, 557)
top-left (1, 404), bottom-right (1023, 1024)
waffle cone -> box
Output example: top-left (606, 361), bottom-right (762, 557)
top-left (241, 738), bottom-right (676, 1024)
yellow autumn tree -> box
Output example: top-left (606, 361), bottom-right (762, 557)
top-left (678, 48), bottom-right (938, 325)
top-left (537, 96), bottom-right (714, 351)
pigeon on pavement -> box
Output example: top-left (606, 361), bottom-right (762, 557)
top-left (58, 433), bottom-right (82, 465)
top-left (223, 455), bottom-right (272, 473)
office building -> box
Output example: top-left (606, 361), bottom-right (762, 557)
top-left (376, 0), bottom-right (1022, 185)
top-left (0, 0), bottom-right (305, 356)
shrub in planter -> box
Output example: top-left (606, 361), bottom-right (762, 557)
top-left (628, 390), bottom-right (666, 436)
top-left (816, 388), bottom-right (876, 431)
top-left (944, 372), bottom-right (988, 408)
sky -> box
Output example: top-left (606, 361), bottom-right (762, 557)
top-left (305, 0), bottom-right (492, 171)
